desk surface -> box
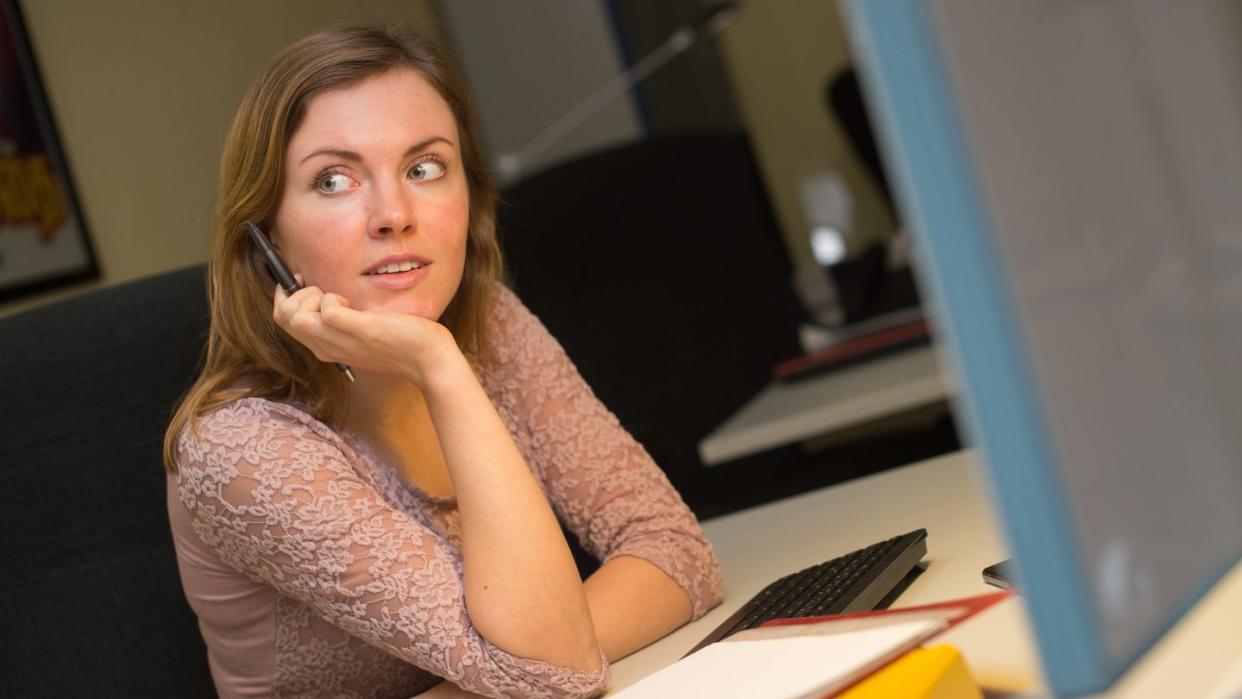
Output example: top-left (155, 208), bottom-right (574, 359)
top-left (698, 345), bottom-right (951, 466)
top-left (610, 450), bottom-right (1242, 698)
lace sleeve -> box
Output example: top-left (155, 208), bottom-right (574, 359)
top-left (174, 398), bottom-right (608, 699)
top-left (481, 287), bottom-right (725, 619)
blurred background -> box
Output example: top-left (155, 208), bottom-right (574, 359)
top-left (3, 0), bottom-right (958, 518)
top-left (4, 0), bottom-right (897, 314)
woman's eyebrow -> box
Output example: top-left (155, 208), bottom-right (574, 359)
top-left (297, 136), bottom-right (454, 166)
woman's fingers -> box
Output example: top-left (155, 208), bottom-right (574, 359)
top-left (271, 285), bottom-right (438, 377)
top-left (274, 285), bottom-right (324, 333)
top-left (320, 292), bottom-right (345, 313)
top-left (319, 293), bottom-right (368, 334)
top-left (289, 288), bottom-right (324, 331)
top-left (270, 287), bottom-right (365, 365)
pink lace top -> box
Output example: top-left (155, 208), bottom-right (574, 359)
top-left (168, 284), bottom-right (725, 699)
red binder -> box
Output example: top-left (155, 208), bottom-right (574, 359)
top-left (774, 317), bottom-right (930, 382)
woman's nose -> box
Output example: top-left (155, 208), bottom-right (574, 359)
top-left (370, 180), bottom-right (415, 237)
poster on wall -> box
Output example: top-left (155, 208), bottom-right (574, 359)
top-left (0, 0), bottom-right (97, 302)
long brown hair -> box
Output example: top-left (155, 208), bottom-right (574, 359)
top-left (164, 26), bottom-right (500, 472)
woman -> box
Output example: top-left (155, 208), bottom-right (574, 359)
top-left (163, 25), bottom-right (724, 699)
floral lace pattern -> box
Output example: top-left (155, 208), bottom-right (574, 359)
top-left (171, 285), bottom-right (724, 698)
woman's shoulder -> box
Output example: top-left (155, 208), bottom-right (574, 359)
top-left (179, 395), bottom-right (347, 456)
top-left (195, 395), bottom-right (330, 430)
top-left (485, 281), bottom-right (532, 327)
top-left (481, 281), bottom-right (557, 365)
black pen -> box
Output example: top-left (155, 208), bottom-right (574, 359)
top-left (245, 220), bottom-right (356, 382)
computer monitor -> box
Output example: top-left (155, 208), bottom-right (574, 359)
top-left (842, 1), bottom-right (1242, 695)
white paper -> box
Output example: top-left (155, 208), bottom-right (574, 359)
top-left (1206, 654), bottom-right (1242, 699)
top-left (610, 619), bottom-right (942, 699)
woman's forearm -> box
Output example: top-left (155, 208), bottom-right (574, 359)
top-left (421, 355), bottom-right (600, 671)
top-left (583, 555), bottom-right (694, 662)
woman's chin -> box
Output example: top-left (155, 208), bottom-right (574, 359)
top-left (366, 297), bottom-right (445, 321)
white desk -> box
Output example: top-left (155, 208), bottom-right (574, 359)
top-left (698, 345), bottom-right (951, 466)
top-left (609, 450), bottom-right (1242, 698)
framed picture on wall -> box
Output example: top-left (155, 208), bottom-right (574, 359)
top-left (0, 0), bottom-right (97, 302)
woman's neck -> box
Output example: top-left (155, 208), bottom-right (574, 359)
top-left (344, 371), bottom-right (427, 437)
top-left (343, 371), bottom-right (454, 498)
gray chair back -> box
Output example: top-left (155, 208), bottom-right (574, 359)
top-left (0, 265), bottom-right (216, 698)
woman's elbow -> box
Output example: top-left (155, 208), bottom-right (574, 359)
top-left (469, 603), bottom-right (603, 676)
top-left (478, 645), bottom-right (610, 699)
top-left (702, 569), bottom-right (726, 615)
top-left (677, 534), bottom-right (726, 620)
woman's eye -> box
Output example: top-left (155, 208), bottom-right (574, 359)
top-left (316, 172), bottom-right (354, 194)
top-left (409, 160), bottom-right (446, 181)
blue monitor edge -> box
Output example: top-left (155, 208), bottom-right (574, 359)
top-left (841, 0), bottom-right (1242, 695)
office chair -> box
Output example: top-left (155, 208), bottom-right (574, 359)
top-left (0, 264), bottom-right (607, 694)
top-left (0, 265), bottom-right (216, 698)
top-left (497, 131), bottom-right (810, 515)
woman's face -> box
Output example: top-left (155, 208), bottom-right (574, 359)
top-left (274, 67), bottom-right (469, 320)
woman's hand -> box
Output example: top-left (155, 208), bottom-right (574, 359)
top-left (272, 282), bottom-right (460, 388)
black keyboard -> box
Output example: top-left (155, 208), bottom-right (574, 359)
top-left (686, 529), bottom-right (928, 656)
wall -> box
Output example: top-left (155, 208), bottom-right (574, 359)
top-left (715, 0), bottom-right (897, 267)
top-left (606, 0), bottom-right (744, 136)
top-left (438, 1), bottom-right (643, 184)
top-left (3, 0), bottom-right (441, 317)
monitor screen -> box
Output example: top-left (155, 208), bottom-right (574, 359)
top-left (843, 1), bottom-right (1242, 695)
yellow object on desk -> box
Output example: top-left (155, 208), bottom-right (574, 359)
top-left (838, 645), bottom-right (980, 699)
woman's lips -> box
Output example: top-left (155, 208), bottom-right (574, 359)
top-left (364, 262), bottom-right (431, 289)
top-left (364, 254), bottom-right (433, 275)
